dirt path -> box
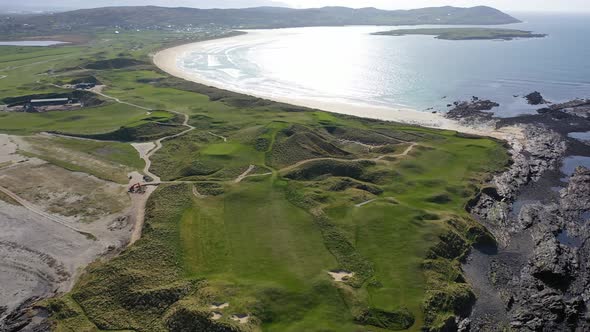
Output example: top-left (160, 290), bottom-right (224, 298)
top-left (280, 142), bottom-right (418, 173)
top-left (337, 139), bottom-right (387, 150)
top-left (91, 89), bottom-right (153, 111)
top-left (192, 185), bottom-right (206, 199)
top-left (0, 183), bottom-right (89, 236)
top-left (355, 199), bottom-right (377, 208)
top-left (127, 110), bottom-right (195, 244)
top-left (208, 131), bottom-right (228, 142)
top-left (234, 165), bottom-right (255, 183)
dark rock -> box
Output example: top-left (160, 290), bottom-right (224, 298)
top-left (455, 96), bottom-right (590, 331)
top-left (525, 91), bottom-right (547, 105)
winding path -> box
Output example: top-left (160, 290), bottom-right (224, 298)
top-left (208, 131), bottom-right (228, 142)
top-left (234, 165), bottom-right (255, 183)
top-left (79, 88), bottom-right (197, 245)
top-left (279, 142), bottom-right (418, 174)
top-left (91, 90), bottom-right (152, 111)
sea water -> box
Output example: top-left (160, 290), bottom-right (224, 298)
top-left (179, 13), bottom-right (590, 117)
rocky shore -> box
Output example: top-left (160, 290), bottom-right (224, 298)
top-left (447, 95), bottom-right (590, 331)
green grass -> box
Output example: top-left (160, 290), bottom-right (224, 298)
top-left (0, 103), bottom-right (172, 135)
top-left (1, 31), bottom-right (509, 332)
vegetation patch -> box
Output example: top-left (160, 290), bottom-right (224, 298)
top-left (84, 58), bottom-right (147, 70)
top-left (355, 307), bottom-right (415, 330)
top-left (285, 160), bottom-right (375, 182)
top-left (1, 32), bottom-right (510, 331)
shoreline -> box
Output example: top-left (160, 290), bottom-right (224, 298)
top-left (152, 31), bottom-right (519, 141)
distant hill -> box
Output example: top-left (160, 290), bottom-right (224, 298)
top-left (0, 0), bottom-right (289, 13)
top-left (0, 5), bottom-right (521, 36)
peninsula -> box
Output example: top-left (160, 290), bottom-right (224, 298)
top-left (373, 28), bottom-right (547, 40)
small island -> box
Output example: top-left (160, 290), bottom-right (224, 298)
top-left (372, 28), bottom-right (547, 41)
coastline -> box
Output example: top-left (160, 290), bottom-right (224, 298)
top-left (152, 31), bottom-right (519, 141)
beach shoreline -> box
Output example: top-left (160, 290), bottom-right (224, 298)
top-left (152, 31), bottom-right (519, 140)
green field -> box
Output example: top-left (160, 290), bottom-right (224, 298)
top-left (1, 31), bottom-right (508, 332)
top-left (373, 28), bottom-right (547, 40)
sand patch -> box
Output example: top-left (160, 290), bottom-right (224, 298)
top-left (210, 302), bottom-right (229, 310)
top-left (230, 314), bottom-right (250, 324)
top-left (328, 270), bottom-right (354, 282)
top-left (131, 142), bottom-right (156, 160)
top-left (210, 312), bottom-right (223, 320)
top-left (0, 162), bottom-right (129, 222)
top-left (0, 134), bottom-right (26, 165)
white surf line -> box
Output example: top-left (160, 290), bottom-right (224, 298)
top-left (208, 131), bottom-right (228, 142)
top-left (0, 184), bottom-right (91, 236)
top-left (234, 165), bottom-right (255, 183)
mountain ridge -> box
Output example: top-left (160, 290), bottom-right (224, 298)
top-left (0, 5), bottom-right (521, 36)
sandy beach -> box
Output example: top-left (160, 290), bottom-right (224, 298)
top-left (153, 31), bottom-right (518, 140)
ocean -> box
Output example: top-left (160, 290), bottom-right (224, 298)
top-left (179, 13), bottom-right (590, 117)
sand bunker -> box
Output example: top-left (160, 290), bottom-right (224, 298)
top-left (131, 142), bottom-right (156, 160)
top-left (210, 302), bottom-right (229, 310)
top-left (328, 270), bottom-right (354, 282)
top-left (210, 312), bottom-right (223, 320)
top-left (230, 314), bottom-right (250, 324)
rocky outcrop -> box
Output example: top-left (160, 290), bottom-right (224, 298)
top-left (467, 125), bottom-right (566, 245)
top-left (449, 97), bottom-right (590, 331)
top-left (469, 167), bottom-right (590, 331)
top-left (524, 91), bottom-right (547, 105)
top-left (540, 99), bottom-right (590, 119)
top-left (445, 98), bottom-right (500, 127)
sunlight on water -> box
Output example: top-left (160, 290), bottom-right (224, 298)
top-left (180, 13), bottom-right (590, 116)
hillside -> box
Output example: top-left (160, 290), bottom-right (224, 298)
top-left (0, 31), bottom-right (509, 331)
top-left (0, 5), bottom-right (521, 35)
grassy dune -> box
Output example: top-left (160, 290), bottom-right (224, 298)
top-left (1, 32), bottom-right (508, 331)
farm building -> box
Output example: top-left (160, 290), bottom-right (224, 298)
top-left (29, 98), bottom-right (72, 106)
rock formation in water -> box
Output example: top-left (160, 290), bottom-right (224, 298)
top-left (446, 96), bottom-right (590, 331)
top-left (524, 91), bottom-right (548, 105)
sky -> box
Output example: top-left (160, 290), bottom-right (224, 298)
top-left (1, 0), bottom-right (588, 13)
